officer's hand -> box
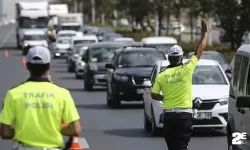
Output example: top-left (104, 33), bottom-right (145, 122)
top-left (201, 19), bottom-right (208, 34)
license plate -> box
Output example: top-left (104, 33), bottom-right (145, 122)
top-left (197, 112), bottom-right (212, 119)
top-left (137, 89), bottom-right (144, 94)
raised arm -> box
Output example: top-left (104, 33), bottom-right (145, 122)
top-left (194, 19), bottom-right (208, 60)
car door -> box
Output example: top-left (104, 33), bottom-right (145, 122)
top-left (107, 52), bottom-right (117, 94)
top-left (144, 65), bottom-right (156, 117)
top-left (147, 65), bottom-right (158, 120)
top-left (230, 55), bottom-right (243, 135)
top-left (233, 55), bottom-right (248, 149)
top-left (238, 56), bottom-right (250, 149)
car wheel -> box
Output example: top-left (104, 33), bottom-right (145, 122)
top-left (151, 106), bottom-right (161, 136)
top-left (111, 90), bottom-right (121, 108)
top-left (144, 111), bottom-right (152, 132)
top-left (227, 126), bottom-right (238, 150)
top-left (106, 88), bottom-right (111, 107)
top-left (84, 80), bottom-right (93, 91)
top-left (75, 72), bottom-right (81, 79)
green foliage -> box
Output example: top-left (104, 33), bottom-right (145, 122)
top-left (215, 0), bottom-right (250, 49)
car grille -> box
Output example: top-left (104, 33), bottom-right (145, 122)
top-left (133, 76), bottom-right (149, 84)
top-left (198, 100), bottom-right (218, 110)
top-left (194, 117), bottom-right (222, 125)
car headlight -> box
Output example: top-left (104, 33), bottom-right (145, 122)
top-left (24, 42), bottom-right (29, 47)
top-left (219, 97), bottom-right (229, 106)
top-left (114, 74), bottom-right (128, 81)
top-left (80, 62), bottom-right (85, 66)
top-left (89, 63), bottom-right (98, 71)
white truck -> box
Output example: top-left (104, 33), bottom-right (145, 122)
top-left (48, 4), bottom-right (68, 38)
top-left (57, 13), bottom-right (83, 37)
top-left (15, 1), bottom-right (49, 49)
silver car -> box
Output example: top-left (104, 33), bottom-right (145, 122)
top-left (53, 37), bottom-right (71, 58)
top-left (75, 47), bottom-right (88, 79)
top-left (67, 44), bottom-right (89, 72)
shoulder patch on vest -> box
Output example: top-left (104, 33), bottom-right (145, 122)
top-left (9, 81), bottom-right (27, 90)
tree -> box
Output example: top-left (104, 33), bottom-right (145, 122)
top-left (183, 0), bottom-right (201, 42)
top-left (117, 0), bottom-right (151, 31)
top-left (215, 0), bottom-right (250, 50)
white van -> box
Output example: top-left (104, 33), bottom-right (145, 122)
top-left (141, 36), bottom-right (177, 57)
top-left (70, 35), bottom-right (99, 50)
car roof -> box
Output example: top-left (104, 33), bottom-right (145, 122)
top-left (158, 59), bottom-right (220, 67)
top-left (72, 35), bottom-right (97, 40)
top-left (114, 37), bottom-right (134, 41)
top-left (87, 42), bottom-right (126, 48)
top-left (23, 30), bottom-right (45, 35)
top-left (141, 36), bottom-right (177, 44)
top-left (58, 30), bottom-right (76, 34)
top-left (237, 44), bottom-right (250, 54)
top-left (117, 47), bottom-right (158, 53)
top-left (61, 23), bottom-right (81, 26)
top-left (56, 37), bottom-right (71, 40)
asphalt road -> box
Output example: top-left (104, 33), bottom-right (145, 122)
top-left (0, 24), bottom-right (227, 150)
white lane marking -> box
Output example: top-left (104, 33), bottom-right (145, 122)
top-left (0, 26), bottom-right (15, 48)
top-left (78, 138), bottom-right (90, 149)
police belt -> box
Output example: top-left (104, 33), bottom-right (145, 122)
top-left (17, 141), bottom-right (61, 150)
top-left (163, 108), bottom-right (193, 113)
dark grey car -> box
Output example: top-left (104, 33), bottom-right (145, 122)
top-left (82, 42), bottom-right (128, 91)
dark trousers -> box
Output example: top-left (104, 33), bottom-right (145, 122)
top-left (163, 112), bottom-right (193, 150)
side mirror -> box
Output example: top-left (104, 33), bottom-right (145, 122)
top-left (143, 80), bottom-right (152, 87)
top-left (225, 69), bottom-right (232, 74)
top-left (236, 96), bottom-right (250, 108)
top-left (105, 63), bottom-right (115, 69)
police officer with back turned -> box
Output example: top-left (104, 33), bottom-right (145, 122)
top-left (0, 46), bottom-right (81, 150)
top-left (151, 19), bottom-right (208, 150)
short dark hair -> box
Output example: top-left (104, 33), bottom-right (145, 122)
top-left (26, 63), bottom-right (50, 77)
top-left (168, 56), bottom-right (183, 66)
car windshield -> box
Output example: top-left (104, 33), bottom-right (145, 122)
top-left (74, 45), bottom-right (87, 53)
top-left (61, 25), bottom-right (81, 31)
top-left (57, 39), bottom-right (70, 44)
top-left (144, 44), bottom-right (175, 54)
top-left (188, 52), bottom-right (226, 65)
top-left (118, 51), bottom-right (166, 67)
top-left (20, 17), bottom-right (47, 28)
top-left (74, 40), bottom-right (96, 45)
top-left (59, 33), bottom-right (75, 37)
top-left (90, 47), bottom-right (120, 62)
top-left (24, 35), bottom-right (46, 40)
top-left (160, 65), bottom-right (227, 84)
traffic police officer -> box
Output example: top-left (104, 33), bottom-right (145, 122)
top-left (0, 46), bottom-right (81, 150)
top-left (151, 19), bottom-right (208, 150)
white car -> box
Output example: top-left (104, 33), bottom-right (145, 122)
top-left (70, 35), bottom-right (98, 50)
top-left (53, 37), bottom-right (71, 58)
top-left (141, 36), bottom-right (177, 57)
top-left (74, 47), bottom-right (88, 79)
top-left (22, 29), bottom-right (48, 48)
top-left (57, 30), bottom-right (76, 38)
top-left (114, 37), bottom-right (135, 45)
top-left (143, 59), bottom-right (230, 136)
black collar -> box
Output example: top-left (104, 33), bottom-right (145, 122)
top-left (26, 77), bottom-right (50, 82)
